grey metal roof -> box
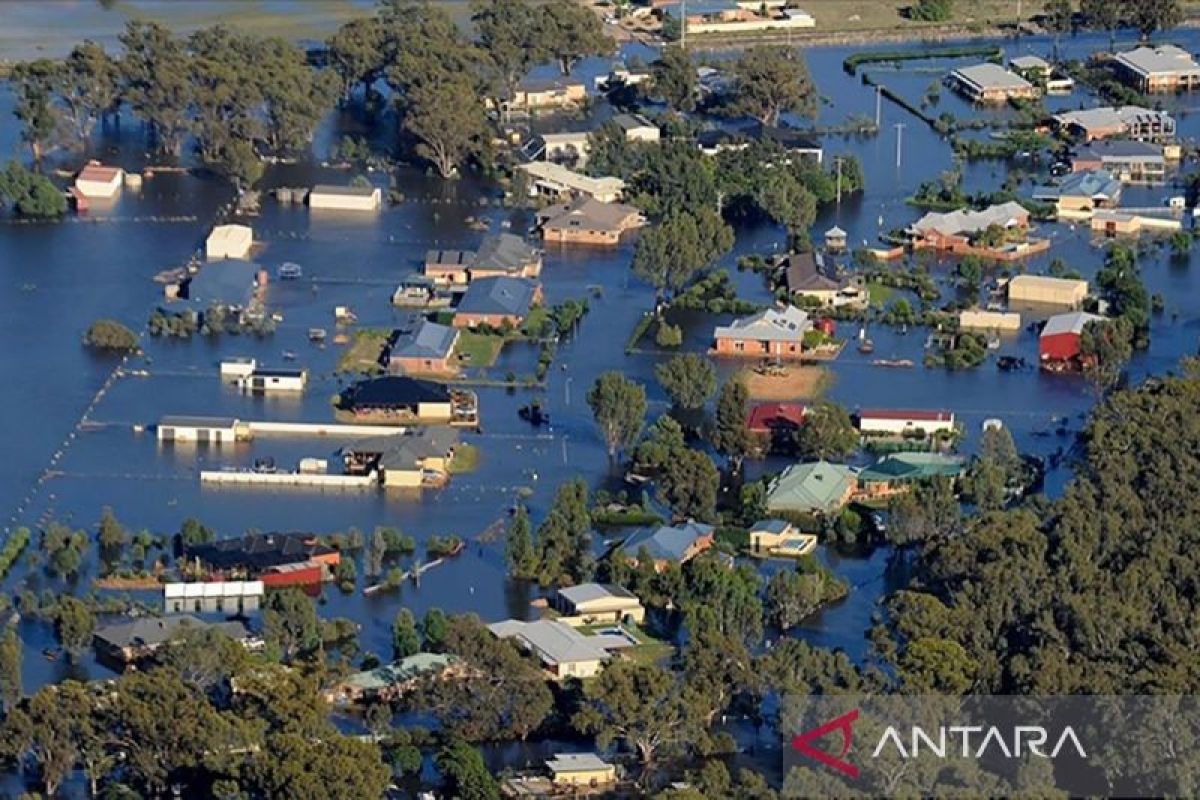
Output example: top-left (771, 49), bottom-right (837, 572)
top-left (160, 415), bottom-right (239, 429)
top-left (489, 619), bottom-right (611, 665)
top-left (621, 520), bottom-right (714, 562)
top-left (1041, 311), bottom-right (1105, 338)
top-left (1116, 44), bottom-right (1200, 77)
top-left (470, 233), bottom-right (539, 273)
top-left (952, 63), bottom-right (1035, 92)
top-left (536, 197), bottom-right (642, 232)
top-left (557, 583), bottom-right (638, 606)
top-left (546, 753), bottom-right (612, 774)
top-left (94, 614), bottom-right (248, 649)
top-left (457, 276), bottom-right (539, 317)
top-left (390, 320), bottom-right (458, 360)
top-left (714, 306), bottom-right (812, 343)
top-left (311, 183), bottom-right (378, 197)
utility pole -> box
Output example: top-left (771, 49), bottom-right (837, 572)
top-left (835, 156), bottom-right (844, 205)
top-left (894, 122), bottom-right (905, 169)
top-left (875, 85), bottom-right (882, 130)
top-left (680, 0), bottom-right (686, 50)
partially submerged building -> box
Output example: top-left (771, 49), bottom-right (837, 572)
top-left (546, 753), bottom-right (618, 788)
top-left (748, 519), bottom-right (817, 557)
top-left (1034, 169), bottom-right (1122, 216)
top-left (856, 409), bottom-right (956, 436)
top-left (1070, 140), bottom-right (1167, 183)
top-left (534, 196), bottom-right (646, 245)
top-left (1053, 106), bottom-right (1176, 142)
top-left (1006, 274), bottom-right (1088, 308)
top-left (713, 305), bottom-right (812, 359)
top-left (340, 427), bottom-right (460, 489)
top-left (1039, 311), bottom-right (1106, 368)
top-left (949, 63), bottom-right (1039, 103)
top-left (323, 653), bottom-right (462, 704)
top-left (308, 183), bottom-right (382, 211)
top-left (910, 201), bottom-right (1031, 256)
top-left (518, 161), bottom-right (626, 202)
top-left (618, 520), bottom-right (715, 568)
top-left (163, 580), bottom-right (264, 615)
top-left (237, 366), bottom-right (307, 393)
top-left (74, 162), bottom-right (124, 199)
top-left (93, 615), bottom-right (252, 665)
top-left (453, 276), bottom-right (542, 329)
top-left (1113, 45), bottom-right (1200, 93)
top-left (958, 309), bottom-right (1022, 333)
top-left (781, 251), bottom-right (865, 308)
top-left (424, 234), bottom-right (542, 285)
top-left (385, 320), bottom-right (460, 375)
top-left (205, 224), bottom-right (253, 259)
top-left (157, 416), bottom-right (242, 444)
top-left (766, 461), bottom-right (858, 516)
top-left (340, 375), bottom-right (478, 426)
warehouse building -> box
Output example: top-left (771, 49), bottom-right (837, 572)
top-left (1007, 275), bottom-right (1088, 308)
top-left (1113, 44), bottom-right (1200, 93)
top-left (157, 416), bottom-right (242, 444)
top-left (308, 184), bottom-right (382, 211)
top-left (163, 580), bottom-right (264, 614)
top-left (205, 224), bottom-right (253, 259)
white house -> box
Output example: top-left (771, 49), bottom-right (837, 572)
top-left (517, 162), bottom-right (625, 203)
top-left (612, 113), bottom-right (661, 143)
top-left (74, 163), bottom-right (124, 199)
top-left (219, 357), bottom-right (257, 381)
top-left (856, 409), bottom-right (956, 436)
top-left (157, 416), bottom-right (241, 444)
top-left (205, 224), bottom-right (254, 260)
top-left (309, 184), bottom-right (382, 211)
top-left (238, 367), bottom-right (307, 393)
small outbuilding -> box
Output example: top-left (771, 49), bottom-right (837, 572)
top-left (1007, 275), bottom-right (1088, 308)
top-left (157, 415), bottom-right (241, 444)
top-left (1039, 311), bottom-right (1105, 367)
top-left (308, 184), bottom-right (382, 211)
top-left (74, 162), bottom-right (124, 199)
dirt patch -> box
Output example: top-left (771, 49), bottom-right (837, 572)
top-left (739, 365), bottom-right (830, 400)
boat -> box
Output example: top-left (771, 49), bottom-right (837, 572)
top-left (872, 358), bottom-right (914, 368)
top-left (253, 457), bottom-right (277, 474)
top-left (308, 328), bottom-right (327, 343)
top-left (857, 339), bottom-right (875, 354)
top-left (278, 262), bottom-right (302, 280)
top-left (42, 648), bottom-right (58, 662)
top-left (282, 350), bottom-right (297, 361)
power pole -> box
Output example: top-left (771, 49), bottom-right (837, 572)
top-left (894, 122), bottom-right (905, 169)
top-left (680, 0), bottom-right (686, 50)
top-left (835, 156), bottom-right (844, 205)
top-left (875, 85), bottom-right (882, 130)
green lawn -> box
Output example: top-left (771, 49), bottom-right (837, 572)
top-left (452, 331), bottom-right (504, 368)
top-left (336, 329), bottom-right (388, 374)
top-left (580, 623), bottom-right (676, 666)
top-left (447, 443), bottom-right (480, 474)
top-left (867, 282), bottom-right (894, 307)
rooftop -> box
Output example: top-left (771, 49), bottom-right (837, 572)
top-left (612, 113), bottom-right (656, 131)
top-left (310, 183), bottom-right (379, 197)
top-left (425, 249), bottom-right (472, 268)
top-left (163, 580), bottom-right (264, 599)
top-left (518, 161), bottom-right (625, 197)
top-left (160, 415), bottom-right (239, 429)
top-left (457, 276), bottom-right (540, 317)
top-left (747, 402), bottom-right (806, 432)
top-left (343, 427), bottom-right (459, 471)
top-left (782, 251), bottom-right (843, 293)
top-left (78, 163), bottom-right (122, 182)
top-left (952, 63), bottom-right (1035, 92)
top-left (186, 532), bottom-right (335, 571)
top-left (1076, 139), bottom-right (1165, 162)
top-left (388, 320), bottom-right (459, 361)
top-left (1052, 169), bottom-right (1123, 200)
top-left (1054, 105), bottom-right (1173, 132)
top-left (1115, 44), bottom-right (1200, 77)
top-left (1008, 274), bottom-right (1088, 293)
top-left (537, 197), bottom-right (643, 232)
top-left (1011, 55), bottom-right (1050, 71)
top-left (858, 408), bottom-right (954, 422)
top-left (858, 452), bottom-right (966, 483)
top-left (489, 619), bottom-right (613, 665)
top-left (557, 583), bottom-right (639, 607)
top-left (621, 520), bottom-right (714, 562)
top-left (546, 753), bottom-right (613, 774)
top-left (1041, 311), bottom-right (1106, 338)
top-left (94, 614), bottom-right (249, 650)
top-left (470, 233), bottom-right (540, 273)
top-left (339, 653), bottom-right (458, 691)
top-left (342, 375), bottom-right (452, 408)
top-left (714, 305), bottom-right (812, 343)
top-left (767, 460), bottom-right (859, 514)
top-left (912, 201), bottom-right (1029, 237)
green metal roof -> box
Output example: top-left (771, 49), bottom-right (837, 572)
top-left (766, 461), bottom-right (858, 514)
top-left (858, 452), bottom-right (965, 484)
top-left (341, 653), bottom-right (458, 690)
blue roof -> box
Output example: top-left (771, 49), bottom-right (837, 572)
top-left (621, 520), bottom-right (714, 562)
top-left (457, 276), bottom-right (539, 317)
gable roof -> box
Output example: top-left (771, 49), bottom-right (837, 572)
top-left (94, 615), bottom-right (249, 650)
top-left (546, 753), bottom-right (613, 774)
top-left (557, 582), bottom-right (640, 606)
top-left (1041, 311), bottom-right (1105, 338)
top-left (766, 461), bottom-right (859, 514)
top-left (747, 402), bottom-right (806, 432)
top-left (912, 201), bottom-right (1029, 237)
top-left (186, 533), bottom-right (335, 571)
top-left (621, 520), bottom-right (714, 562)
top-left (343, 375), bottom-right (451, 407)
top-left (714, 305), bottom-right (811, 342)
top-left (782, 251), bottom-right (843, 293)
top-left (457, 276), bottom-right (539, 317)
top-left (78, 164), bottom-right (122, 182)
top-left (489, 619), bottom-right (613, 665)
top-left (858, 452), bottom-right (966, 483)
top-left (952, 63), bottom-right (1035, 92)
top-left (339, 653), bottom-right (459, 691)
top-left (1056, 169), bottom-right (1123, 201)
top-left (471, 233), bottom-right (540, 273)
top-left (537, 197), bottom-right (643, 232)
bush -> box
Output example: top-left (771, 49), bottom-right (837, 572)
top-left (84, 319), bottom-right (139, 352)
top-left (910, 0), bottom-right (953, 22)
top-left (655, 321), bottom-right (683, 348)
top-left (0, 527), bottom-right (30, 578)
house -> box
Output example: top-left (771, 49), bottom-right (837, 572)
top-left (93, 615), bottom-right (252, 665)
top-left (856, 408), bottom-right (955, 436)
top-left (713, 305), bottom-right (813, 359)
top-left (518, 161), bottom-right (626, 202)
top-left (237, 367), bottom-right (307, 393)
top-left (554, 583), bottom-right (646, 624)
top-left (74, 162), bottom-right (124, 198)
top-left (341, 375), bottom-right (477, 425)
top-left (340, 427), bottom-right (459, 488)
top-left (948, 63), bottom-right (1039, 103)
top-left (385, 320), bottom-right (460, 375)
top-left (308, 184), bottom-right (382, 211)
top-left (1113, 44), bottom-right (1200, 93)
top-left (958, 309), bottom-right (1022, 333)
top-left (677, 0), bottom-right (816, 35)
top-left (488, 619), bottom-right (633, 679)
top-left (766, 461), bottom-right (859, 516)
top-left (205, 224), bottom-right (253, 260)
top-left (454, 276), bottom-right (542, 328)
top-left (500, 77), bottom-right (587, 114)
top-left (781, 251), bottom-right (865, 307)
top-left (259, 560), bottom-right (330, 588)
top-left (1090, 209), bottom-right (1182, 235)
top-left (392, 274), bottom-right (454, 308)
top-left (910, 201), bottom-right (1030, 253)
top-left (612, 113), bottom-right (660, 143)
top-left (537, 130), bottom-right (592, 164)
top-left (546, 753), bottom-right (618, 787)
top-left (1006, 274), bottom-right (1088, 307)
top-left (1070, 141), bottom-right (1167, 182)
top-left (748, 519), bottom-right (817, 557)
top-left (857, 452), bottom-right (966, 498)
top-left (696, 122), bottom-right (824, 163)
top-left (424, 234), bottom-right (542, 284)
top-left (824, 226), bottom-right (847, 252)
top-left (619, 520), bottom-right (715, 568)
top-left (1035, 169), bottom-right (1123, 215)
top-left (163, 580), bottom-right (264, 615)
top-left (323, 653), bottom-right (462, 703)
top-left (157, 415), bottom-right (242, 444)
top-left (1010, 55), bottom-right (1074, 92)
top-left (186, 532), bottom-right (341, 577)
top-left (535, 197), bottom-right (646, 245)
top-left (1053, 106), bottom-right (1176, 142)
top-left (747, 402), bottom-right (806, 436)
top-left (1039, 311), bottom-right (1106, 367)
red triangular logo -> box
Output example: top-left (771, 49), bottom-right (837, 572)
top-left (791, 708), bottom-right (860, 778)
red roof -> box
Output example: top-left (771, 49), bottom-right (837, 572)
top-left (747, 402), bottom-right (806, 433)
top-left (78, 164), bottom-right (121, 182)
top-left (858, 409), bottom-right (954, 422)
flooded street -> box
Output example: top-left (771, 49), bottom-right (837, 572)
top-left (2, 20), bottom-right (1200, 731)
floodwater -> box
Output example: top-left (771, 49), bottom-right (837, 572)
top-left (2, 19), bottom-right (1200, 788)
